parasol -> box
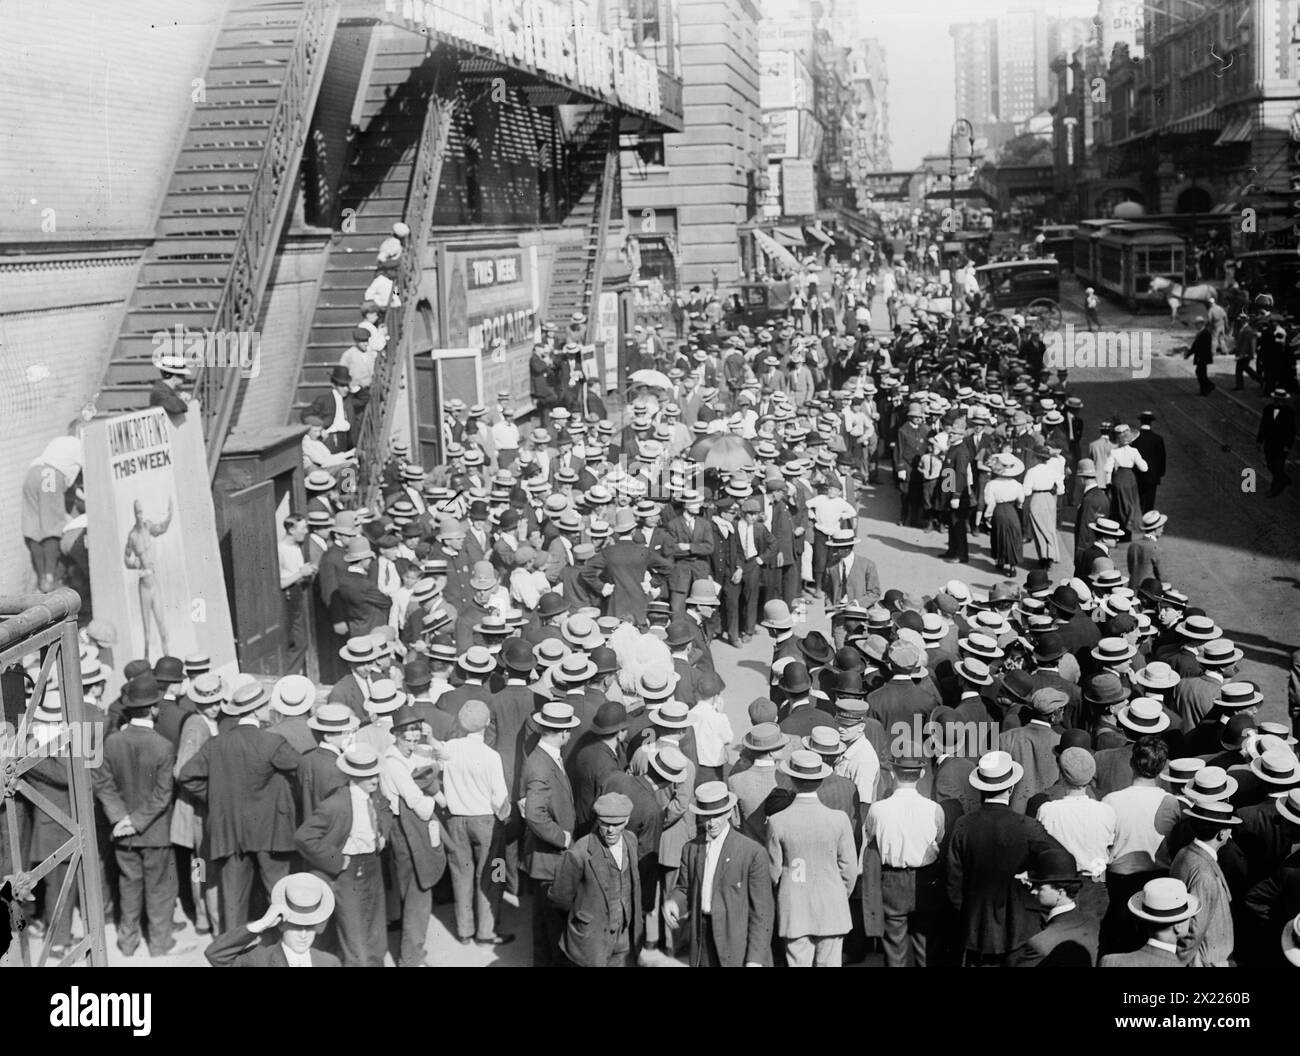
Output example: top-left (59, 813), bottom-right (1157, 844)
top-left (687, 433), bottom-right (758, 471)
top-left (628, 369), bottom-right (672, 390)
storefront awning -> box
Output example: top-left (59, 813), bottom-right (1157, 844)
top-left (1159, 107), bottom-right (1220, 137)
top-left (773, 226), bottom-right (806, 247)
top-left (1214, 114), bottom-right (1253, 145)
top-left (753, 228), bottom-right (803, 272)
top-left (804, 224), bottom-right (834, 245)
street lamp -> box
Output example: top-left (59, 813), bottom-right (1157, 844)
top-left (947, 117), bottom-right (979, 332)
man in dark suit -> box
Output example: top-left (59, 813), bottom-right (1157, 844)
top-left (523, 702), bottom-right (580, 966)
top-left (296, 704), bottom-right (356, 817)
top-left (664, 782), bottom-right (774, 966)
top-left (294, 744), bottom-right (394, 967)
top-left (1072, 459), bottom-right (1109, 556)
top-left (868, 641), bottom-right (935, 747)
top-left (307, 364), bottom-right (356, 453)
top-left (823, 533), bottom-right (882, 609)
top-left (947, 751), bottom-right (1065, 965)
top-left (152, 656), bottom-right (193, 746)
top-left (330, 537), bottom-right (391, 639)
top-left (777, 662), bottom-right (834, 739)
top-left (581, 512), bottom-right (673, 625)
top-left (92, 677), bottom-right (177, 957)
top-left (178, 682), bottom-right (302, 931)
top-left (204, 873), bottom-right (340, 967)
top-left (941, 431), bottom-right (974, 563)
top-left (1099, 876), bottom-right (1198, 966)
top-left (568, 702), bottom-right (628, 837)
top-left (664, 491), bottom-right (714, 614)
top-left (1258, 388), bottom-right (1296, 497)
top-left (1007, 848), bottom-right (1099, 966)
top-left (1131, 411), bottom-right (1166, 511)
top-left (728, 498), bottom-right (775, 640)
top-left (1049, 586), bottom-right (1102, 657)
top-left (148, 356), bottom-right (194, 417)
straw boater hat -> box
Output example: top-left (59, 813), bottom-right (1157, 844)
top-left (270, 675), bottom-right (315, 717)
top-left (690, 781), bottom-right (739, 816)
top-left (1159, 757), bottom-right (1206, 785)
top-left (1116, 696), bottom-right (1171, 736)
top-left (337, 743), bottom-right (382, 778)
top-left (779, 748), bottom-right (832, 781)
top-left (1127, 877), bottom-right (1200, 925)
top-left (269, 873), bottom-right (335, 927)
top-left (533, 701), bottom-right (581, 730)
top-left (307, 703), bottom-right (359, 734)
top-left (969, 750), bottom-right (1023, 792)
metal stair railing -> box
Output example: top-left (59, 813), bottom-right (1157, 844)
top-left (198, 0), bottom-right (339, 478)
top-left (353, 57), bottom-right (457, 506)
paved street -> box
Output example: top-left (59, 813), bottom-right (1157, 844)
top-left (8, 268), bottom-right (1297, 970)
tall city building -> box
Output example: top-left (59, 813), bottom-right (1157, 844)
top-left (950, 20), bottom-right (998, 147)
top-left (621, 0), bottom-right (763, 289)
top-left (995, 2), bottom-right (1049, 126)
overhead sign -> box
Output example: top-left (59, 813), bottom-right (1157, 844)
top-left (782, 158), bottom-right (817, 217)
top-left (439, 241), bottom-right (541, 408)
top-left (396, 0), bottom-right (662, 119)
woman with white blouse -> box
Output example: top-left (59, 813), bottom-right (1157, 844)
top-left (1105, 424), bottom-right (1148, 538)
top-left (982, 455), bottom-right (1026, 575)
top-left (1022, 446), bottom-right (1065, 568)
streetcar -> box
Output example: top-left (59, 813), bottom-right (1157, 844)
top-left (1072, 219), bottom-right (1126, 287)
top-left (1093, 222), bottom-right (1187, 311)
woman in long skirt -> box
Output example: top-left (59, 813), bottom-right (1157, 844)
top-left (1022, 446), bottom-right (1064, 568)
top-left (22, 435), bottom-right (83, 592)
top-left (1105, 424), bottom-right (1148, 539)
top-left (982, 456), bottom-right (1025, 575)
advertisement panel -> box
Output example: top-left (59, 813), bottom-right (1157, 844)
top-left (762, 109), bottom-right (801, 159)
top-left (782, 158), bottom-right (817, 217)
top-left (84, 409), bottom-right (237, 697)
top-left (439, 241), bottom-right (541, 411)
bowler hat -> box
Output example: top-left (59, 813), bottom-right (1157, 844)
top-left (123, 674), bottom-right (164, 711)
top-left (591, 701), bottom-right (628, 736)
top-left (1026, 848), bottom-right (1083, 884)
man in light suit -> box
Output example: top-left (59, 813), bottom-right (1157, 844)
top-left (766, 750), bottom-right (858, 966)
top-left (997, 688), bottom-right (1065, 813)
top-left (1007, 848), bottom-right (1099, 966)
top-left (665, 782), bottom-right (774, 966)
top-left (1169, 799), bottom-right (1238, 966)
top-left (821, 530), bottom-right (882, 609)
top-left (523, 702), bottom-right (580, 966)
top-left (1099, 877), bottom-right (1197, 967)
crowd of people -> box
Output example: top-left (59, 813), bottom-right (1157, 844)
top-left (6, 246), bottom-right (1300, 971)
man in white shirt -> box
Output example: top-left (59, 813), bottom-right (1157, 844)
top-left (865, 755), bottom-right (944, 967)
top-left (1035, 747), bottom-right (1116, 923)
top-left (490, 392), bottom-right (520, 469)
top-left (339, 327), bottom-right (377, 396)
top-left (833, 698), bottom-right (882, 806)
top-left (430, 699), bottom-right (513, 946)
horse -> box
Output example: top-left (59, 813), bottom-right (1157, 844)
top-left (1148, 277), bottom-right (1220, 324)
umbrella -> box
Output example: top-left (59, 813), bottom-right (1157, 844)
top-left (688, 433), bottom-right (757, 472)
top-left (629, 369), bottom-right (672, 390)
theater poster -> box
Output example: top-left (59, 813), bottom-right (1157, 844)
top-left (84, 408), bottom-right (236, 697)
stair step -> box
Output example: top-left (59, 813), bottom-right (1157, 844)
top-left (173, 160), bottom-right (260, 176)
top-left (161, 203), bottom-right (248, 218)
top-left (161, 189), bottom-right (254, 212)
top-left (156, 216), bottom-right (243, 236)
top-left (194, 100), bottom-right (279, 120)
top-left (122, 306), bottom-right (221, 329)
top-left (131, 282), bottom-right (225, 309)
top-left (178, 142), bottom-right (267, 161)
top-left (152, 239), bottom-right (238, 260)
top-left (140, 260), bottom-right (233, 284)
top-left (183, 128), bottom-right (269, 151)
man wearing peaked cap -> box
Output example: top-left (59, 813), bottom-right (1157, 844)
top-left (293, 743), bottom-right (394, 966)
top-left (663, 781), bottom-right (774, 966)
top-left (549, 791), bottom-right (643, 966)
top-left (178, 680), bottom-right (303, 934)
